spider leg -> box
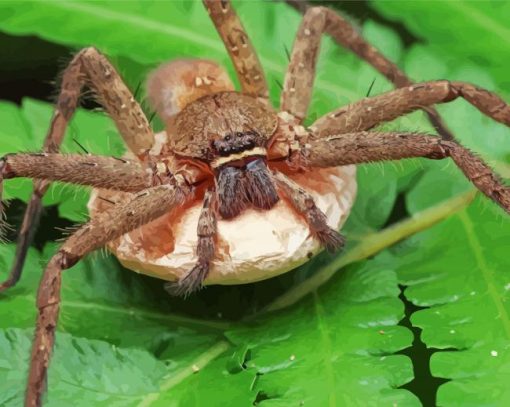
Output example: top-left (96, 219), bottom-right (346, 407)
top-left (166, 189), bottom-right (217, 297)
top-left (1, 153), bottom-right (152, 193)
top-left (282, 4), bottom-right (452, 138)
top-left (273, 171), bottom-right (345, 252)
top-left (310, 80), bottom-right (510, 137)
top-left (1, 47), bottom-right (154, 293)
top-left (203, 0), bottom-right (269, 100)
top-left (25, 183), bottom-right (191, 407)
top-left (280, 7), bottom-right (325, 122)
top-left (303, 131), bottom-right (510, 213)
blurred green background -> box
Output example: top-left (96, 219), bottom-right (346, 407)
top-left (1, 1), bottom-right (510, 406)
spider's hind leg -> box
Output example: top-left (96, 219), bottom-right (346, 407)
top-left (26, 184), bottom-right (190, 407)
top-left (166, 190), bottom-right (218, 297)
top-left (273, 171), bottom-right (345, 253)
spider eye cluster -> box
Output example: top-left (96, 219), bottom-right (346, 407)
top-left (212, 130), bottom-right (260, 157)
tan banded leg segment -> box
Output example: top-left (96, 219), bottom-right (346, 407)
top-left (166, 190), bottom-right (217, 297)
top-left (2, 153), bottom-right (151, 192)
top-left (280, 7), bottom-right (325, 121)
top-left (304, 131), bottom-right (510, 213)
top-left (311, 81), bottom-right (510, 137)
top-left (283, 3), bottom-right (453, 139)
top-left (25, 184), bottom-right (190, 407)
top-left (203, 0), bottom-right (269, 99)
top-left (0, 46), bottom-right (154, 292)
top-left (273, 171), bottom-right (344, 252)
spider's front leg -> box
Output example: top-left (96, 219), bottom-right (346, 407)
top-left (0, 153), bottom-right (152, 193)
top-left (280, 5), bottom-right (451, 137)
top-left (1, 46), bottom-right (155, 293)
top-left (302, 131), bottom-right (510, 213)
top-left (25, 183), bottom-right (191, 407)
top-left (204, 0), bottom-right (269, 100)
top-left (311, 80), bottom-right (510, 136)
top-left (0, 152), bottom-right (153, 290)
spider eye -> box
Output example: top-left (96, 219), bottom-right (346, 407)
top-left (235, 132), bottom-right (243, 138)
top-left (224, 134), bottom-right (232, 141)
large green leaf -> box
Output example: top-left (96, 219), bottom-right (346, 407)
top-left (223, 259), bottom-right (417, 406)
top-left (0, 326), bottom-right (234, 407)
top-left (1, 0), bottom-right (510, 405)
top-left (0, 243), bottom-right (224, 349)
top-left (372, 1), bottom-right (510, 94)
top-left (0, 0), bottom-right (425, 123)
top-left (0, 241), bottom-right (420, 404)
top-left (391, 185), bottom-right (510, 405)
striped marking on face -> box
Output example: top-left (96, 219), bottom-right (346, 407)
top-left (210, 147), bottom-right (267, 169)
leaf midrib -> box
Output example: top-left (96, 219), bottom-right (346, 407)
top-left (313, 291), bottom-right (339, 407)
top-left (137, 340), bottom-right (230, 407)
top-left (8, 293), bottom-right (229, 332)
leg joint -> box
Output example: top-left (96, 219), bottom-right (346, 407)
top-left (56, 249), bottom-right (80, 270)
top-left (444, 80), bottom-right (460, 102)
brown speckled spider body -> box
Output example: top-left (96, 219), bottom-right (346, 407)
top-left (0, 0), bottom-right (509, 405)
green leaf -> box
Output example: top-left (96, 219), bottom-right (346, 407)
top-left (222, 260), bottom-right (417, 406)
top-left (1, 0), bottom-right (510, 405)
top-left (0, 242), bottom-right (420, 404)
top-left (0, 0), bottom-right (407, 118)
top-left (0, 328), bottom-right (234, 407)
top-left (391, 192), bottom-right (510, 404)
top-left (0, 244), bottom-right (225, 349)
top-left (0, 328), bottom-right (167, 407)
top-left (372, 1), bottom-right (510, 94)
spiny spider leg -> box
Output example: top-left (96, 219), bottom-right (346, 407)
top-left (283, 3), bottom-right (453, 139)
top-left (0, 47), bottom-right (154, 293)
top-left (204, 0), bottom-right (269, 100)
top-left (310, 81), bottom-right (510, 137)
top-left (302, 131), bottom-right (510, 213)
top-left (166, 189), bottom-right (217, 297)
top-left (273, 171), bottom-right (345, 252)
top-left (25, 183), bottom-right (190, 407)
top-left (280, 7), bottom-right (324, 122)
top-left (1, 153), bottom-right (151, 192)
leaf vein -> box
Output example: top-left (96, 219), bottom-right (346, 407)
top-left (458, 211), bottom-right (510, 339)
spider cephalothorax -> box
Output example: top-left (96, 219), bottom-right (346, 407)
top-left (169, 91), bottom-right (281, 218)
top-left (1, 0), bottom-right (509, 405)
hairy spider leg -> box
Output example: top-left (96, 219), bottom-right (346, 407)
top-left (25, 184), bottom-right (190, 407)
top-left (283, 3), bottom-right (454, 139)
top-left (1, 154), bottom-right (151, 192)
top-left (203, 0), bottom-right (269, 100)
top-left (303, 131), bottom-right (510, 213)
top-left (166, 189), bottom-right (217, 297)
top-left (274, 170), bottom-right (345, 252)
top-left (310, 80), bottom-right (510, 138)
top-left (0, 47), bottom-right (155, 293)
